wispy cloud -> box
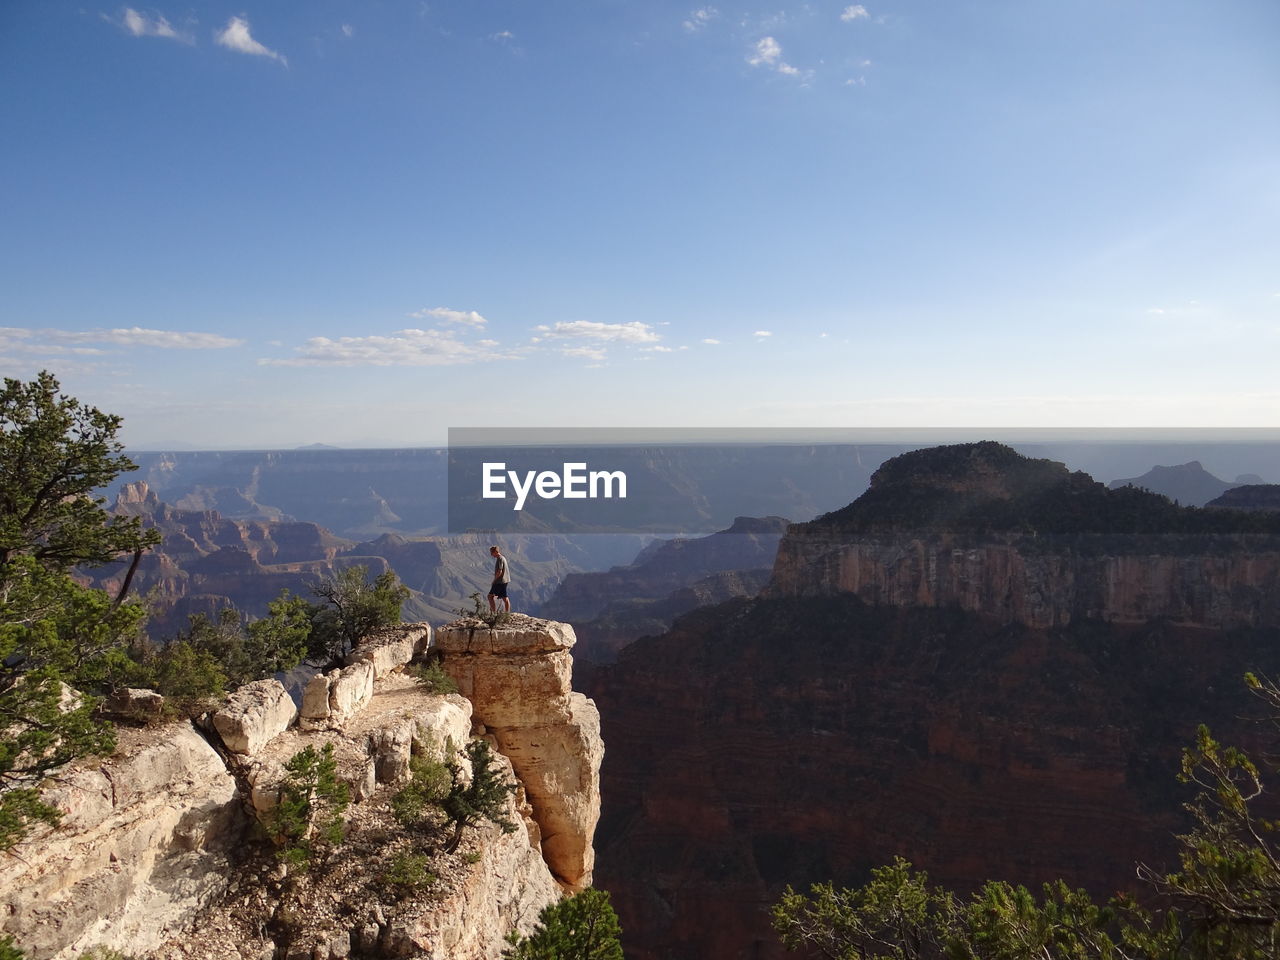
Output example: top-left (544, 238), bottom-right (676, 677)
top-left (341, 23), bottom-right (354, 38)
top-left (683, 7), bottom-right (718, 32)
top-left (560, 345), bottom-right (607, 361)
top-left (747, 36), bottom-right (800, 76)
top-left (114, 7), bottom-right (192, 43)
top-left (0, 326), bottom-right (243, 350)
top-left (840, 5), bottom-right (870, 22)
top-left (701, 338), bottom-right (721, 345)
top-left (490, 30), bottom-right (515, 42)
top-left (754, 330), bottom-right (773, 338)
top-left (215, 16), bottom-right (286, 65)
top-left (533, 321), bottom-right (660, 344)
top-left (260, 328), bottom-right (515, 367)
top-left (407, 306), bottom-right (488, 327)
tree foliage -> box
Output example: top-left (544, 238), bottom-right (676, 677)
top-left (272, 743), bottom-right (350, 870)
top-left (0, 371), bottom-right (157, 576)
top-left (308, 565), bottom-right (409, 663)
top-left (773, 676), bottom-right (1280, 960)
top-left (440, 738), bottom-right (517, 854)
top-left (0, 373), bottom-right (157, 850)
top-left (135, 590), bottom-right (314, 702)
top-left (503, 888), bottom-right (625, 960)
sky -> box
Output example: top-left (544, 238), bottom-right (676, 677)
top-left (1, 0), bottom-right (1278, 448)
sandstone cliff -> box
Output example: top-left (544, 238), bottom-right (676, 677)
top-left (1, 619), bottom-right (602, 960)
top-left (769, 443), bottom-right (1280, 629)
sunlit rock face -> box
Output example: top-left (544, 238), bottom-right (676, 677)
top-left (436, 615), bottom-right (603, 892)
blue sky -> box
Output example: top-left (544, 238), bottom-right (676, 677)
top-left (1, 1), bottom-right (1277, 447)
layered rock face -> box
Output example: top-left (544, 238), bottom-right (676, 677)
top-left (3, 620), bottom-right (602, 960)
top-left (435, 616), bottom-right (603, 892)
top-left (768, 531), bottom-right (1280, 629)
top-left (0, 724), bottom-right (244, 960)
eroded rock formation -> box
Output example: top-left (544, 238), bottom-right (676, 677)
top-left (435, 616), bottom-right (603, 892)
top-left (2, 619), bottom-right (601, 960)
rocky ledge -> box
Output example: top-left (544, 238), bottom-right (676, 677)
top-left (1, 618), bottom-right (602, 960)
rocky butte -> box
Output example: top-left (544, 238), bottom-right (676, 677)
top-left (0, 617), bottom-right (601, 960)
top-left (589, 442), bottom-right (1280, 960)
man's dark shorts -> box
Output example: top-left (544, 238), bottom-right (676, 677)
top-left (489, 582), bottom-right (508, 599)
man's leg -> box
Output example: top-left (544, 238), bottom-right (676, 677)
top-left (488, 591), bottom-right (497, 612)
top-left (503, 596), bottom-right (511, 613)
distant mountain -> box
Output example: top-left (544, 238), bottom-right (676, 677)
top-left (1208, 484), bottom-right (1280, 512)
top-left (1108, 460), bottom-right (1238, 507)
top-left (296, 442), bottom-right (341, 450)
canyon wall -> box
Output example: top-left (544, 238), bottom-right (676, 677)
top-left (590, 444), bottom-right (1280, 960)
top-left (769, 530), bottom-right (1280, 629)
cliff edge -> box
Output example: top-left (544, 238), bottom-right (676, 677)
top-left (1, 619), bottom-right (602, 960)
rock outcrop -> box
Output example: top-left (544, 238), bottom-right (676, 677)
top-left (0, 724), bottom-right (244, 960)
top-left (3, 620), bottom-right (602, 960)
top-left (768, 443), bottom-right (1280, 629)
top-left (435, 616), bottom-right (603, 892)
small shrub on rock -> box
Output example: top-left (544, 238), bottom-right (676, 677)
top-left (382, 851), bottom-right (436, 892)
top-left (406, 660), bottom-right (458, 695)
top-left (273, 743), bottom-right (350, 869)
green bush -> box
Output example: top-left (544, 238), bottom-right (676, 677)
top-left (272, 743), bottom-right (350, 869)
top-left (440, 739), bottom-right (518, 854)
top-left (457, 592), bottom-right (512, 629)
top-left (407, 660), bottom-right (459, 695)
top-left (503, 888), bottom-right (624, 960)
top-left (382, 851), bottom-right (436, 891)
top-left (390, 751), bottom-right (452, 827)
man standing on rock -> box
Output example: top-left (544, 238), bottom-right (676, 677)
top-left (488, 545), bottom-right (511, 614)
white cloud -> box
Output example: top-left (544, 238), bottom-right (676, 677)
top-left (560, 346), bottom-right (607, 361)
top-left (840, 5), bottom-right (869, 22)
top-left (537, 321), bottom-right (660, 344)
top-left (260, 328), bottom-right (515, 367)
top-left (1147, 307), bottom-right (1166, 315)
top-left (341, 23), bottom-right (354, 38)
top-left (215, 16), bottom-right (286, 65)
top-left (701, 338), bottom-right (721, 345)
top-left (683, 7), bottom-right (718, 32)
top-left (754, 330), bottom-right (773, 338)
top-left (491, 30), bottom-right (515, 42)
top-left (646, 345), bottom-right (674, 353)
top-left (117, 7), bottom-right (191, 43)
top-left (747, 36), bottom-right (802, 77)
top-left (407, 306), bottom-right (488, 327)
top-left (0, 326), bottom-right (242, 350)
top-left (749, 36), bottom-right (782, 66)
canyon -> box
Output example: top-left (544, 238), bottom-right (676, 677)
top-left (588, 443), bottom-right (1280, 960)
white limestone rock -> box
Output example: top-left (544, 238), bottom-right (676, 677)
top-left (212, 679), bottom-right (297, 755)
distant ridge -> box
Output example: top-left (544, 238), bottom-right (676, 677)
top-left (1108, 460), bottom-right (1238, 507)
